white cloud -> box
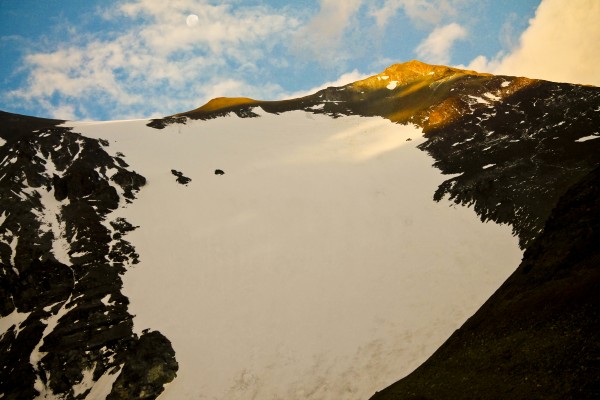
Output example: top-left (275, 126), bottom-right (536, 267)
top-left (415, 23), bottom-right (467, 65)
top-left (7, 0), bottom-right (301, 120)
top-left (49, 104), bottom-right (77, 120)
top-left (496, 0), bottom-right (600, 86)
top-left (466, 0), bottom-right (600, 86)
top-left (462, 55), bottom-right (500, 74)
top-left (292, 0), bottom-right (364, 66)
top-left (498, 12), bottom-right (520, 51)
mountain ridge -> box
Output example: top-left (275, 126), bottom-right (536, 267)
top-left (151, 60), bottom-right (600, 249)
top-left (169, 60), bottom-right (527, 124)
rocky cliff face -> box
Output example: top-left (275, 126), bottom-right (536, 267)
top-left (0, 114), bottom-right (176, 399)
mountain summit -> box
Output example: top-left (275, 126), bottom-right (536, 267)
top-left (1, 61), bottom-right (599, 399)
top-left (352, 59), bottom-right (491, 88)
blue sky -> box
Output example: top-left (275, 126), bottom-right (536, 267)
top-left (0, 0), bottom-right (598, 120)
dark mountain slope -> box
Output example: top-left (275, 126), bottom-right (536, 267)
top-left (417, 79), bottom-right (600, 247)
top-left (370, 165), bottom-right (600, 400)
top-left (0, 111), bottom-right (64, 142)
top-left (0, 112), bottom-right (177, 399)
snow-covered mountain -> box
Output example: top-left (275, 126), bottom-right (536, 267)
top-left (1, 60), bottom-right (599, 399)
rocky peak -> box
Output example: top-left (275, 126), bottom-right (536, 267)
top-left (194, 97), bottom-right (257, 112)
top-left (351, 59), bottom-right (491, 91)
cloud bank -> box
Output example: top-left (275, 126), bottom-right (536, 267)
top-left (415, 23), bottom-right (467, 65)
top-left (369, 0), bottom-right (460, 28)
top-left (468, 0), bottom-right (600, 86)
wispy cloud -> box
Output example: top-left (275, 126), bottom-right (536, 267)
top-left (415, 22), bottom-right (467, 65)
top-left (369, 0), bottom-right (462, 28)
top-left (6, 0), bottom-right (300, 120)
top-left (292, 0), bottom-right (364, 67)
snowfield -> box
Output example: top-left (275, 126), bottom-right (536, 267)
top-left (69, 109), bottom-right (522, 400)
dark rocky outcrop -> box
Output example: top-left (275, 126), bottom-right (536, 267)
top-left (171, 169), bottom-right (191, 185)
top-left (0, 112), bottom-right (176, 399)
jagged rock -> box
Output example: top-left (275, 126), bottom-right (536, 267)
top-left (171, 169), bottom-right (191, 185)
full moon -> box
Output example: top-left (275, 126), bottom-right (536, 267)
top-left (186, 14), bottom-right (199, 27)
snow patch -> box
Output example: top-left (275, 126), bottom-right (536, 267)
top-left (575, 134), bottom-right (600, 142)
top-left (30, 297), bottom-right (72, 395)
top-left (100, 294), bottom-right (114, 306)
top-left (386, 81), bottom-right (398, 90)
top-left (501, 81), bottom-right (510, 87)
top-left (34, 375), bottom-right (63, 399)
top-left (467, 95), bottom-right (489, 105)
top-left (483, 92), bottom-right (501, 101)
top-left (0, 211), bottom-right (7, 227)
top-left (84, 366), bottom-right (122, 400)
top-left (73, 367), bottom-right (95, 397)
top-left (0, 308), bottom-right (30, 337)
top-left (483, 163), bottom-right (496, 169)
top-left (444, 172), bottom-right (464, 179)
top-left (38, 188), bottom-right (70, 265)
top-left (8, 234), bottom-right (18, 267)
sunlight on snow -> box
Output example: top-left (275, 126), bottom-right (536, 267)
top-left (69, 111), bottom-right (522, 400)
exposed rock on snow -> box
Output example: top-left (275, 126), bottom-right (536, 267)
top-left (171, 169), bottom-right (192, 185)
